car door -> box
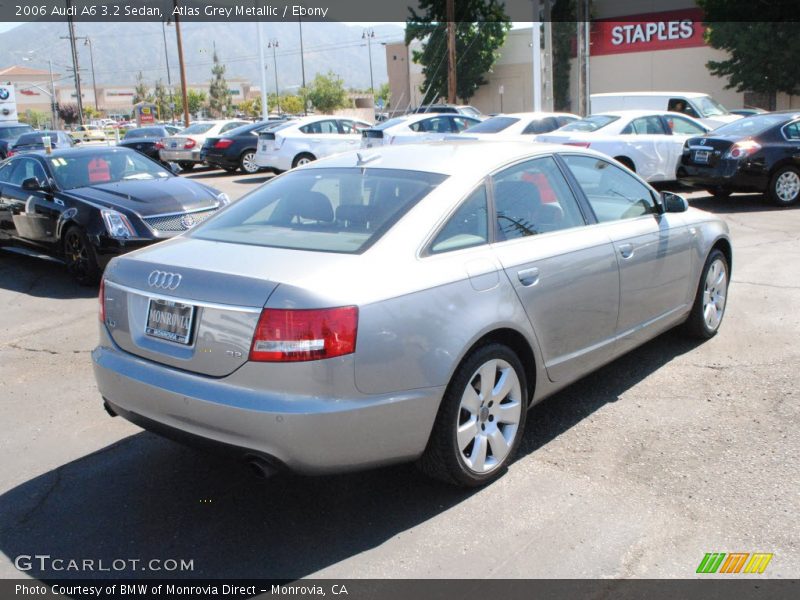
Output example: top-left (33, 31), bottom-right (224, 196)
top-left (0, 156), bottom-right (62, 246)
top-left (299, 119), bottom-right (342, 158)
top-left (336, 119), bottom-right (367, 153)
top-left (617, 115), bottom-right (675, 180)
top-left (488, 155), bottom-right (621, 383)
top-left (560, 154), bottom-right (693, 352)
top-left (662, 115), bottom-right (709, 179)
top-left (0, 159), bottom-right (17, 240)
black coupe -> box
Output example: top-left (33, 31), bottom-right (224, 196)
top-left (678, 111), bottom-right (800, 206)
top-left (0, 146), bottom-right (229, 284)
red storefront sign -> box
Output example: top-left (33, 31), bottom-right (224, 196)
top-left (591, 8), bottom-right (707, 56)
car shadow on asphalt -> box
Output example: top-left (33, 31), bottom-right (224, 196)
top-left (0, 328), bottom-right (705, 579)
top-left (687, 192), bottom-right (784, 214)
top-left (0, 250), bottom-right (97, 299)
top-left (233, 175), bottom-right (274, 185)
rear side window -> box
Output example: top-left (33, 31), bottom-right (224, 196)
top-left (463, 116), bottom-right (519, 134)
top-left (300, 120), bottom-right (339, 134)
top-left (430, 185), bottom-right (489, 253)
top-left (562, 155), bottom-right (656, 223)
top-left (622, 116), bottom-right (667, 135)
top-left (783, 121), bottom-right (800, 140)
top-left (192, 168), bottom-right (447, 254)
top-left (180, 123), bottom-right (214, 135)
top-left (220, 122), bottom-right (248, 133)
top-left (492, 156), bottom-right (586, 241)
top-left (666, 115), bottom-right (706, 135)
top-left (410, 117), bottom-right (452, 133)
top-left (560, 115), bottom-right (619, 133)
top-left (521, 117), bottom-right (559, 135)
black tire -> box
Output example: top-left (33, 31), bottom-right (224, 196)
top-left (178, 161), bottom-right (195, 172)
top-left (682, 248), bottom-right (729, 339)
top-left (706, 187), bottom-right (732, 199)
top-left (224, 166), bottom-right (238, 174)
top-left (63, 226), bottom-right (101, 286)
top-left (768, 165), bottom-right (800, 206)
top-left (615, 156), bottom-right (636, 172)
top-left (239, 150), bottom-right (260, 174)
top-left (418, 343), bottom-right (528, 487)
top-left (292, 153), bottom-right (316, 169)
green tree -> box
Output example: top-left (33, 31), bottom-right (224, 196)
top-left (305, 71), bottom-right (349, 113)
top-left (375, 82), bottom-right (391, 109)
top-left (177, 88), bottom-right (207, 117)
top-left (280, 94), bottom-right (305, 115)
top-left (238, 98), bottom-right (258, 118)
top-left (153, 79), bottom-right (170, 120)
top-left (698, 1), bottom-right (800, 110)
top-left (133, 71), bottom-right (151, 105)
top-left (20, 109), bottom-right (48, 128)
top-left (406, 0), bottom-right (511, 103)
top-left (208, 49), bottom-right (231, 117)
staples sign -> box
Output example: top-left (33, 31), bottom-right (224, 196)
top-left (592, 8), bottom-right (706, 56)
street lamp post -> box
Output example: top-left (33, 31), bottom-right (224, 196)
top-left (268, 40), bottom-right (281, 114)
top-left (362, 28), bottom-right (375, 93)
top-left (299, 17), bottom-right (307, 115)
top-left (162, 20), bottom-right (175, 121)
top-left (83, 37), bottom-right (99, 112)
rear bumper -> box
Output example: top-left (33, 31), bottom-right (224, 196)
top-left (677, 158), bottom-right (770, 192)
top-left (254, 150), bottom-right (291, 171)
top-left (200, 150), bottom-right (239, 169)
top-left (160, 149), bottom-right (203, 163)
top-left (92, 333), bottom-right (443, 475)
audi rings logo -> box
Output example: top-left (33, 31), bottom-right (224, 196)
top-left (148, 271), bottom-right (182, 290)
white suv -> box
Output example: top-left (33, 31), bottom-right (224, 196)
top-left (254, 115), bottom-right (372, 172)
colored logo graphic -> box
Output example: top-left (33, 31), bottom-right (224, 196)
top-left (0, 88), bottom-right (10, 100)
top-left (697, 552), bottom-right (773, 574)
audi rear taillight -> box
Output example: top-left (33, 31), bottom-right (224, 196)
top-left (724, 140), bottom-right (761, 159)
top-left (213, 139), bottom-right (234, 149)
top-left (184, 138), bottom-right (196, 149)
top-left (249, 307), bottom-right (358, 362)
top-left (99, 278), bottom-right (106, 324)
top-left (564, 141), bottom-right (591, 148)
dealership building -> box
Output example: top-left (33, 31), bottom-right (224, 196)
top-left (387, 0), bottom-right (799, 115)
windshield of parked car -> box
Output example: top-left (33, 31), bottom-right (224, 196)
top-left (192, 167), bottom-right (447, 253)
top-left (124, 127), bottom-right (165, 139)
top-left (559, 115), bottom-right (620, 132)
top-left (463, 116), bottom-right (519, 134)
top-left (695, 96), bottom-right (730, 117)
top-left (373, 117), bottom-right (408, 131)
top-left (48, 150), bottom-right (172, 189)
top-left (0, 125), bottom-right (33, 140)
top-left (179, 123), bottom-right (214, 135)
top-left (14, 132), bottom-right (59, 145)
top-left (712, 114), bottom-right (789, 137)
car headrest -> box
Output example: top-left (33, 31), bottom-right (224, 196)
top-left (295, 191), bottom-right (334, 222)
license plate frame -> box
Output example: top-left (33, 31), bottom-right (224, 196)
top-left (145, 298), bottom-right (196, 345)
top-left (694, 149), bottom-right (710, 164)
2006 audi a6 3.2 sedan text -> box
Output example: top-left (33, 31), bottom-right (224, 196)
top-left (92, 142), bottom-right (732, 487)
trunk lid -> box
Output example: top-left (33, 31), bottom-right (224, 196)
top-left (684, 136), bottom-right (737, 167)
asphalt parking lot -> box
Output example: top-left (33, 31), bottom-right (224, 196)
top-left (0, 168), bottom-right (797, 580)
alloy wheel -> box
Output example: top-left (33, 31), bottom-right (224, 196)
top-left (774, 170), bottom-right (800, 203)
top-left (702, 258), bottom-right (728, 331)
top-left (241, 152), bottom-right (259, 173)
top-left (456, 358), bottom-right (522, 474)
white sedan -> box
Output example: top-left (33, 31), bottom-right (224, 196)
top-left (360, 113), bottom-right (481, 148)
top-left (536, 110), bottom-right (709, 182)
top-left (458, 111), bottom-right (580, 140)
top-left (254, 115), bottom-right (371, 172)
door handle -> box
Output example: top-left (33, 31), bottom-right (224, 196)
top-left (517, 267), bottom-right (540, 286)
top-left (618, 243), bottom-right (634, 259)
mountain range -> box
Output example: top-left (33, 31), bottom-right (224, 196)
top-left (0, 20), bottom-right (405, 92)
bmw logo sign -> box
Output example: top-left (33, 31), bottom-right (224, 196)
top-left (180, 214), bottom-right (195, 229)
top-left (0, 88), bottom-right (9, 101)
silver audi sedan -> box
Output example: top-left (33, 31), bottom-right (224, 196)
top-left (92, 142), bottom-right (731, 487)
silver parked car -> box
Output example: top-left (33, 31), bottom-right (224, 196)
top-left (93, 142), bottom-right (731, 486)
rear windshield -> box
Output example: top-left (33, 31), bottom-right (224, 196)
top-left (463, 116), bottom-right (519, 134)
top-left (191, 167), bottom-right (447, 253)
top-left (712, 114), bottom-right (790, 137)
top-left (179, 123), bottom-right (214, 135)
top-left (15, 132), bottom-right (57, 145)
top-left (560, 115), bottom-right (620, 132)
top-left (124, 127), bottom-right (165, 139)
top-left (0, 125), bottom-right (33, 140)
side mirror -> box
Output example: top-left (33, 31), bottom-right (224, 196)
top-left (21, 177), bottom-right (42, 192)
top-left (73, 138), bottom-right (81, 144)
top-left (661, 191), bottom-right (689, 213)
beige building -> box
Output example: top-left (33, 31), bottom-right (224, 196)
top-left (388, 0), bottom-right (800, 116)
top-left (0, 66), bottom-right (58, 123)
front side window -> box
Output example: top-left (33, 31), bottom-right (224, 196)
top-left (430, 185), bottom-right (489, 253)
top-left (300, 120), bottom-right (339, 134)
top-left (191, 167), bottom-right (447, 254)
top-left (562, 155), bottom-right (657, 223)
top-left (492, 156), bottom-right (586, 241)
top-left (622, 116), bottom-right (667, 135)
top-left (8, 158), bottom-right (47, 186)
top-left (451, 116), bottom-right (477, 132)
top-left (666, 115), bottom-right (707, 135)
top-left (410, 117), bottom-right (451, 133)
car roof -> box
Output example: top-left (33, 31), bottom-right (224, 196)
top-left (303, 140), bottom-right (611, 176)
top-left (21, 146), bottom-right (136, 159)
top-left (586, 109), bottom-right (695, 119)
top-left (591, 91), bottom-right (709, 98)
top-left (493, 112), bottom-right (579, 119)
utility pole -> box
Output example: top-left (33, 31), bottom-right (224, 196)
top-left (64, 0), bottom-right (84, 125)
top-left (48, 60), bottom-right (58, 128)
top-left (299, 17), bottom-right (307, 115)
top-left (446, 0), bottom-right (456, 104)
top-left (576, 0), bottom-right (590, 115)
top-left (162, 21), bottom-right (175, 121)
top-left (76, 37), bottom-right (99, 112)
top-left (268, 40), bottom-right (281, 114)
top-left (173, 0), bottom-right (190, 127)
top-left (543, 0), bottom-right (554, 111)
top-left (257, 23), bottom-right (269, 120)
top-left (532, 0), bottom-right (541, 112)
top-left (362, 28), bottom-right (375, 93)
